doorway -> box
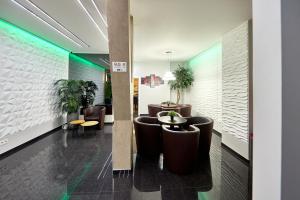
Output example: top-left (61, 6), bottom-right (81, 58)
top-left (133, 77), bottom-right (139, 117)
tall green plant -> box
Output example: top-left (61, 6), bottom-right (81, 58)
top-left (168, 65), bottom-right (194, 104)
top-left (104, 81), bottom-right (112, 102)
top-left (54, 79), bottom-right (83, 114)
top-left (80, 80), bottom-right (98, 108)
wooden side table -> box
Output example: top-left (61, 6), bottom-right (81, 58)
top-left (80, 121), bottom-right (99, 134)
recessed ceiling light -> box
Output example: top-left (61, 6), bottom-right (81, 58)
top-left (11, 0), bottom-right (83, 47)
top-left (76, 0), bottom-right (108, 41)
top-left (90, 0), bottom-right (108, 27)
top-left (25, 0), bottom-right (89, 47)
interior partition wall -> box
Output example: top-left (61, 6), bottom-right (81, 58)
top-left (0, 19), bottom-right (107, 155)
top-left (182, 20), bottom-right (251, 160)
top-left (0, 19), bottom-right (68, 154)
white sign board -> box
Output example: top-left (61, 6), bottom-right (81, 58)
top-left (112, 62), bottom-right (127, 72)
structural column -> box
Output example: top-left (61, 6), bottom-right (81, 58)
top-left (107, 0), bottom-right (132, 170)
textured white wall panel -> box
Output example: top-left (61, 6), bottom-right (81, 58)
top-left (187, 44), bottom-right (223, 133)
top-left (0, 22), bottom-right (68, 154)
top-left (222, 21), bottom-right (250, 159)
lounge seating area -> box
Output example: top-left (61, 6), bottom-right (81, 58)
top-left (3, 0), bottom-right (293, 198)
top-left (134, 108), bottom-right (214, 174)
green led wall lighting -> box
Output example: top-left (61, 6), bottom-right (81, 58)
top-left (0, 18), bottom-right (69, 55)
top-left (188, 43), bottom-right (222, 68)
top-left (69, 53), bottom-right (106, 72)
top-left (0, 19), bottom-right (107, 71)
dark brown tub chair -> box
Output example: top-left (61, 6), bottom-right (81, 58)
top-left (185, 116), bottom-right (214, 158)
top-left (83, 105), bottom-right (106, 129)
top-left (148, 104), bottom-right (162, 117)
top-left (162, 125), bottom-right (200, 174)
top-left (134, 116), bottom-right (162, 157)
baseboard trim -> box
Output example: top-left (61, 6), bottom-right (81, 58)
top-left (213, 129), bottom-right (222, 137)
top-left (0, 126), bottom-right (61, 160)
top-left (221, 142), bottom-right (250, 165)
top-left (112, 169), bottom-right (132, 176)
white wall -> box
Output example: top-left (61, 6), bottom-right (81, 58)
top-left (182, 21), bottom-right (251, 160)
top-left (252, 0), bottom-right (282, 199)
top-left (222, 21), bottom-right (251, 159)
top-left (186, 44), bottom-right (223, 133)
top-left (0, 20), bottom-right (68, 154)
top-left (133, 61), bottom-right (170, 115)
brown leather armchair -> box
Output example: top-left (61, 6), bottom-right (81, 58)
top-left (162, 125), bottom-right (200, 174)
top-left (179, 104), bottom-right (192, 117)
top-left (134, 117), bottom-right (162, 157)
top-left (148, 104), bottom-right (162, 117)
top-left (156, 111), bottom-right (182, 118)
top-left (185, 116), bottom-right (214, 158)
top-left (83, 106), bottom-right (106, 130)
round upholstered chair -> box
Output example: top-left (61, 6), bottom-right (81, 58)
top-left (83, 106), bottom-right (106, 130)
top-left (185, 116), bottom-right (214, 158)
top-left (162, 125), bottom-right (200, 174)
top-left (179, 104), bottom-right (192, 117)
top-left (148, 104), bottom-right (162, 117)
top-left (134, 116), bottom-right (162, 157)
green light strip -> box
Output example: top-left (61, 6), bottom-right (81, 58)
top-left (0, 19), bottom-right (106, 71)
top-left (69, 53), bottom-right (106, 72)
top-left (188, 43), bottom-right (222, 68)
top-left (0, 18), bottom-right (69, 55)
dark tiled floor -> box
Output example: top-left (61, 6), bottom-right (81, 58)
top-left (0, 125), bottom-right (250, 200)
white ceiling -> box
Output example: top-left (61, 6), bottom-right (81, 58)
top-left (131, 0), bottom-right (252, 62)
top-left (0, 0), bottom-right (108, 54)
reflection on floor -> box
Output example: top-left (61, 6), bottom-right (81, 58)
top-left (0, 125), bottom-right (249, 200)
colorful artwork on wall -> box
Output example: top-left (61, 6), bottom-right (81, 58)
top-left (141, 74), bottom-right (164, 88)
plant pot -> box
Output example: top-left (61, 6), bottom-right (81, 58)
top-left (105, 98), bottom-right (112, 104)
top-left (67, 112), bottom-right (79, 122)
top-left (170, 116), bottom-right (174, 122)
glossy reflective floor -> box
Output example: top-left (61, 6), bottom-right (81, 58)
top-left (0, 125), bottom-right (250, 200)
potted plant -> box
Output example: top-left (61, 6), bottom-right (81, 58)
top-left (168, 65), bottom-right (194, 104)
top-left (55, 79), bottom-right (83, 122)
top-left (80, 80), bottom-right (98, 110)
top-left (168, 111), bottom-right (177, 122)
top-left (104, 81), bottom-right (112, 104)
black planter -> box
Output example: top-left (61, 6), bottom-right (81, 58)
top-left (170, 116), bottom-right (174, 122)
top-left (104, 98), bottom-right (112, 104)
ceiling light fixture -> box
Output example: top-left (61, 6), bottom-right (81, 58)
top-left (90, 0), bottom-right (108, 27)
top-left (11, 0), bottom-right (83, 47)
top-left (76, 0), bottom-right (108, 41)
top-left (163, 51), bottom-right (176, 81)
top-left (25, 0), bottom-right (89, 47)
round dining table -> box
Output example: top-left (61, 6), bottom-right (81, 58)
top-left (158, 116), bottom-right (187, 130)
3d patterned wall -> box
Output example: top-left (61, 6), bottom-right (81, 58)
top-left (184, 21), bottom-right (251, 159)
top-left (187, 44), bottom-right (223, 133)
top-left (69, 55), bottom-right (105, 105)
top-left (222, 21), bottom-right (251, 158)
top-left (0, 20), bottom-right (68, 153)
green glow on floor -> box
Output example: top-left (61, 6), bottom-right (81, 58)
top-left (0, 19), bottom-right (69, 55)
top-left (59, 150), bottom-right (100, 200)
top-left (188, 43), bottom-right (222, 69)
top-left (69, 53), bottom-right (106, 72)
top-left (198, 192), bottom-right (208, 200)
